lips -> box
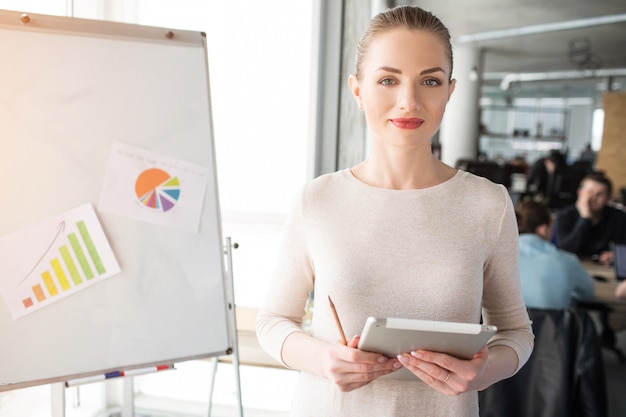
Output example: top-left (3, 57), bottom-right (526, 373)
top-left (390, 118), bottom-right (424, 129)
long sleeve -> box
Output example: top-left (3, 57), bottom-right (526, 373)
top-left (518, 234), bottom-right (595, 309)
top-left (555, 206), bottom-right (591, 254)
top-left (568, 256), bottom-right (596, 302)
top-left (256, 169), bottom-right (533, 417)
top-left (256, 188), bottom-right (314, 366)
top-left (556, 205), bottom-right (626, 256)
top-left (480, 187), bottom-right (534, 373)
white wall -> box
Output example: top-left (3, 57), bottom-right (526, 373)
top-left (567, 103), bottom-right (594, 161)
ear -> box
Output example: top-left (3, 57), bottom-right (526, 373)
top-left (348, 74), bottom-right (362, 107)
top-left (447, 78), bottom-right (456, 100)
top-left (535, 224), bottom-right (551, 241)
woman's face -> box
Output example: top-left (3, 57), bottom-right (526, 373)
top-left (349, 28), bottom-right (455, 151)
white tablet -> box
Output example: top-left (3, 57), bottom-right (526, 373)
top-left (357, 317), bottom-right (497, 380)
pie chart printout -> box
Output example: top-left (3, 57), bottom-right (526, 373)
top-left (135, 168), bottom-right (181, 212)
top-left (99, 141), bottom-right (208, 233)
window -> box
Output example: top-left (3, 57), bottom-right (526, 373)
top-left (591, 107), bottom-right (604, 151)
top-left (135, 0), bottom-right (314, 307)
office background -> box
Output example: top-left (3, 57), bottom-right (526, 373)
top-left (0, 0), bottom-right (625, 415)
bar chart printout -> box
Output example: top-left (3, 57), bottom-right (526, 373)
top-left (0, 203), bottom-right (120, 319)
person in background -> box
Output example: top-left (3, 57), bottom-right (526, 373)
top-left (555, 172), bottom-right (626, 266)
top-left (256, 6), bottom-right (533, 417)
top-left (525, 149), bottom-right (566, 200)
top-left (516, 200), bottom-right (595, 309)
top-left (577, 143), bottom-right (596, 170)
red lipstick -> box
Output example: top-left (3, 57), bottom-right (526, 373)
top-left (390, 118), bottom-right (424, 129)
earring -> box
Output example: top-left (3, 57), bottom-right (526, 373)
top-left (359, 103), bottom-right (364, 111)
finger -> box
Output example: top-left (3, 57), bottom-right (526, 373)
top-left (333, 341), bottom-right (397, 372)
top-left (469, 344), bottom-right (489, 359)
top-left (330, 356), bottom-right (401, 391)
top-left (416, 363), bottom-right (451, 384)
top-left (401, 358), bottom-right (451, 386)
top-left (401, 352), bottom-right (449, 378)
top-left (410, 350), bottom-right (456, 372)
top-left (347, 335), bottom-right (360, 348)
top-left (398, 354), bottom-right (454, 390)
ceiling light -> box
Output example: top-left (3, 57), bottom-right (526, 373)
top-left (459, 14), bottom-right (626, 42)
top-left (499, 68), bottom-right (626, 90)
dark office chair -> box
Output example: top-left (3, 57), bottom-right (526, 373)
top-left (479, 308), bottom-right (607, 417)
top-left (575, 298), bottom-right (626, 363)
top-left (457, 160), bottom-right (510, 187)
top-left (545, 166), bottom-right (588, 210)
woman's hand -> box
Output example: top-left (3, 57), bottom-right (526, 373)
top-left (397, 344), bottom-right (489, 395)
top-left (323, 335), bottom-right (402, 392)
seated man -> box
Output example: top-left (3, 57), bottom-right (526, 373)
top-left (516, 200), bottom-right (595, 309)
top-left (555, 172), bottom-right (626, 266)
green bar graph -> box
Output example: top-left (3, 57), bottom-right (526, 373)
top-left (77, 220), bottom-right (106, 275)
top-left (60, 245), bottom-right (83, 286)
top-left (9, 203), bottom-right (120, 319)
top-left (68, 232), bottom-right (94, 279)
top-left (17, 207), bottom-right (119, 318)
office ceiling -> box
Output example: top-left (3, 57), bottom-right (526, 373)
top-left (406, 0), bottom-right (626, 96)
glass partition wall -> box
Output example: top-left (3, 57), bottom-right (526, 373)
top-left (480, 77), bottom-right (625, 166)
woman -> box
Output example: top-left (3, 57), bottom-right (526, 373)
top-left (256, 6), bottom-right (533, 417)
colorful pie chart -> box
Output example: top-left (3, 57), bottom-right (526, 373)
top-left (135, 168), bottom-right (180, 212)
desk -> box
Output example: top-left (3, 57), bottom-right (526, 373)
top-left (582, 261), bottom-right (625, 304)
top-left (215, 307), bottom-right (283, 368)
top-left (583, 261), bottom-right (616, 281)
top-left (579, 261), bottom-right (626, 362)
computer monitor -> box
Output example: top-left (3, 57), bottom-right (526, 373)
top-left (613, 241), bottom-right (626, 281)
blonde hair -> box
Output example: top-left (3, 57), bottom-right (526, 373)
top-left (354, 6), bottom-right (453, 80)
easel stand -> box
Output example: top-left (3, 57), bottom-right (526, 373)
top-left (51, 383), bottom-right (65, 417)
top-left (208, 237), bottom-right (244, 417)
top-left (48, 237), bottom-right (244, 417)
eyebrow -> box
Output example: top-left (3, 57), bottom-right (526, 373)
top-left (376, 66), bottom-right (447, 76)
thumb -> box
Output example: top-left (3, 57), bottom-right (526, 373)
top-left (347, 335), bottom-right (360, 348)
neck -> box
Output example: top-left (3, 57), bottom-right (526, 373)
top-left (589, 208), bottom-right (604, 224)
top-left (351, 146), bottom-right (455, 190)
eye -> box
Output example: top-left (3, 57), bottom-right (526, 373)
top-left (379, 77), bottom-right (397, 86)
top-left (423, 78), bottom-right (442, 87)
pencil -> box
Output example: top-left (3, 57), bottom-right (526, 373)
top-left (328, 295), bottom-right (348, 345)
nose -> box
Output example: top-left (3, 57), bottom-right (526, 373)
top-left (398, 83), bottom-right (420, 111)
